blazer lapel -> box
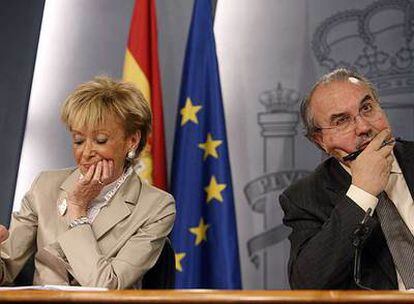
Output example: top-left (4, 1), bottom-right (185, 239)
top-left (58, 169), bottom-right (81, 229)
top-left (323, 157), bottom-right (352, 197)
top-left (92, 172), bottom-right (142, 240)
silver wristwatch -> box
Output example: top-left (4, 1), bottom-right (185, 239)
top-left (69, 216), bottom-right (90, 229)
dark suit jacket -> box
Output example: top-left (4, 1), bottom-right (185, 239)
top-left (280, 140), bottom-right (414, 290)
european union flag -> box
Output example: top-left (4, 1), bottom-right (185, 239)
top-left (171, 0), bottom-right (241, 289)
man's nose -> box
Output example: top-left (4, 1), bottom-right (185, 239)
top-left (354, 115), bottom-right (371, 135)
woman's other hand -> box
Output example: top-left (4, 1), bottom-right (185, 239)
top-left (67, 159), bottom-right (114, 220)
top-left (0, 225), bottom-right (9, 243)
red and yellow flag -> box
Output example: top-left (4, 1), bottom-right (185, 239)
top-left (123, 0), bottom-right (167, 190)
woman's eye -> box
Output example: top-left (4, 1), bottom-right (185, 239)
top-left (73, 138), bottom-right (84, 145)
top-left (96, 138), bottom-right (108, 144)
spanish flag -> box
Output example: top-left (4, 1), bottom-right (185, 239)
top-left (123, 0), bottom-right (167, 190)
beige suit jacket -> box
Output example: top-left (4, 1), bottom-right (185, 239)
top-left (0, 168), bottom-right (175, 289)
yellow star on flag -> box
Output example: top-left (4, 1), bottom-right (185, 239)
top-left (204, 176), bottom-right (227, 203)
top-left (189, 218), bottom-right (210, 245)
top-left (180, 97), bottom-right (202, 126)
top-left (198, 133), bottom-right (222, 160)
top-left (175, 252), bottom-right (186, 272)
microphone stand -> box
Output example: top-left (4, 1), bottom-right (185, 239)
top-left (352, 207), bottom-right (373, 290)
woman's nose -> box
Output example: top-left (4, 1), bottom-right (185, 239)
top-left (82, 140), bottom-right (96, 158)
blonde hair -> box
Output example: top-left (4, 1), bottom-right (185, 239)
top-left (61, 76), bottom-right (151, 157)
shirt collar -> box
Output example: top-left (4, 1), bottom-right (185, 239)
top-left (391, 152), bottom-right (402, 174)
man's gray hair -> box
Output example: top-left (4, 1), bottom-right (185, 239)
top-left (300, 68), bottom-right (379, 146)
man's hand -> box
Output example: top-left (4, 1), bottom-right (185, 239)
top-left (0, 225), bottom-right (9, 243)
top-left (334, 129), bottom-right (394, 197)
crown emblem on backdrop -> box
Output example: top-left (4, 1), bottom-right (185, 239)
top-left (259, 82), bottom-right (300, 113)
top-left (312, 0), bottom-right (414, 96)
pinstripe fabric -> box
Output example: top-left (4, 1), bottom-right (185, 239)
top-left (280, 156), bottom-right (397, 289)
top-left (377, 191), bottom-right (414, 289)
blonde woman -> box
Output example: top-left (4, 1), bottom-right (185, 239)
top-left (0, 77), bottom-right (175, 289)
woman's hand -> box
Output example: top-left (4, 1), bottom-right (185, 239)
top-left (67, 159), bottom-right (114, 220)
top-left (0, 225), bottom-right (9, 243)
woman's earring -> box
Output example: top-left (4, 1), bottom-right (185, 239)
top-left (127, 150), bottom-right (136, 161)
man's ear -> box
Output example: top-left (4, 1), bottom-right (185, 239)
top-left (312, 132), bottom-right (327, 152)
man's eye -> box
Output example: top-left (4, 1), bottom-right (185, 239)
top-left (333, 116), bottom-right (350, 127)
top-left (73, 139), bottom-right (84, 145)
top-left (360, 103), bottom-right (373, 114)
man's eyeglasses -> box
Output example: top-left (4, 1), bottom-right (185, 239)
top-left (314, 100), bottom-right (384, 134)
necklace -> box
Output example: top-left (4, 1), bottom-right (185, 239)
top-left (103, 167), bottom-right (132, 202)
top-left (87, 167), bottom-right (133, 222)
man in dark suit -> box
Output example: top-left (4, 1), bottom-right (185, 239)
top-left (280, 68), bottom-right (414, 290)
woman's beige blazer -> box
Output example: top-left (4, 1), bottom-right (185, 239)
top-left (0, 168), bottom-right (175, 289)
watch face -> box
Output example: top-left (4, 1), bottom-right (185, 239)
top-left (58, 198), bottom-right (67, 216)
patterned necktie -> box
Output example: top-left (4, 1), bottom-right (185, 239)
top-left (376, 191), bottom-right (414, 289)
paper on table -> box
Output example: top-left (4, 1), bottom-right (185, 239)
top-left (0, 285), bottom-right (108, 291)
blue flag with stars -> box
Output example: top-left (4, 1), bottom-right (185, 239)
top-left (171, 0), bottom-right (242, 289)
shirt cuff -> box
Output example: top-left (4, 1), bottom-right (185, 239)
top-left (346, 184), bottom-right (379, 214)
